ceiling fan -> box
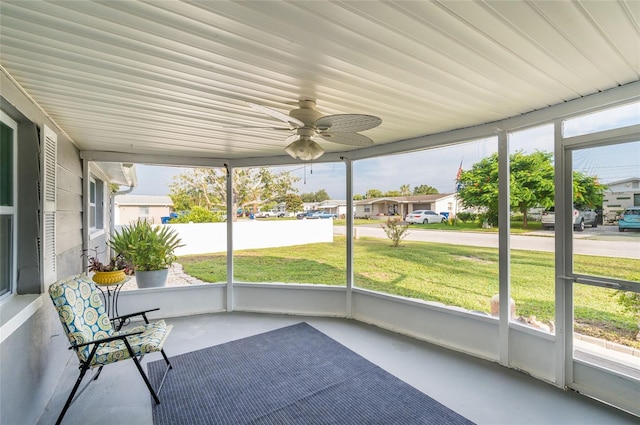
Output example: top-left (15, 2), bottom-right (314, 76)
top-left (247, 100), bottom-right (382, 160)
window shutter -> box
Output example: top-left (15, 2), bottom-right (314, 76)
top-left (41, 125), bottom-right (57, 285)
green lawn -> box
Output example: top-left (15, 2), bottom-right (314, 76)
top-left (180, 236), bottom-right (639, 348)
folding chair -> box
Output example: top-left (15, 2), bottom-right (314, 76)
top-left (48, 276), bottom-right (173, 425)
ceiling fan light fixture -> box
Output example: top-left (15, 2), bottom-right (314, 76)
top-left (285, 138), bottom-right (324, 161)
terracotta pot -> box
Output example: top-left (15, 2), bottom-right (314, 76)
top-left (92, 270), bottom-right (126, 285)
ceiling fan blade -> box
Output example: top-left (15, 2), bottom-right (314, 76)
top-left (319, 132), bottom-right (375, 146)
top-left (315, 114), bottom-right (381, 133)
top-left (220, 125), bottom-right (294, 131)
top-left (248, 102), bottom-right (304, 128)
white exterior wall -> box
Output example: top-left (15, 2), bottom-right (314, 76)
top-left (170, 219), bottom-right (334, 256)
top-left (603, 179), bottom-right (640, 217)
top-left (117, 204), bottom-right (172, 225)
top-left (433, 194), bottom-right (457, 217)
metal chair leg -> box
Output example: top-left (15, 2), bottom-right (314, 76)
top-left (131, 354), bottom-right (161, 404)
top-left (55, 364), bottom-right (89, 425)
top-left (124, 339), bottom-right (161, 404)
top-left (160, 348), bottom-right (173, 369)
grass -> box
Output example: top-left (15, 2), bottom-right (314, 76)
top-left (180, 236), bottom-right (639, 348)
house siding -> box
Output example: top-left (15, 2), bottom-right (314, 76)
top-left (1, 74), bottom-right (86, 425)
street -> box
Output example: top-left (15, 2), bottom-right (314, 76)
top-left (334, 224), bottom-right (640, 259)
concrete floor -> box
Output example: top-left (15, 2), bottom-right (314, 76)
top-left (38, 312), bottom-right (638, 425)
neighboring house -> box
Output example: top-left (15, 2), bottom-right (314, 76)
top-left (354, 194), bottom-right (457, 219)
top-left (316, 200), bottom-right (348, 218)
top-left (602, 177), bottom-right (640, 221)
top-left (115, 194), bottom-right (174, 225)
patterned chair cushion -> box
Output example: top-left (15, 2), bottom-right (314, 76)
top-left (91, 320), bottom-right (173, 367)
top-left (49, 276), bottom-right (172, 367)
top-left (49, 276), bottom-right (114, 363)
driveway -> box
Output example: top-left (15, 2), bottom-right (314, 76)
top-left (334, 225), bottom-right (639, 259)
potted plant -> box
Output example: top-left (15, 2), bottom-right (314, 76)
top-left (84, 249), bottom-right (133, 285)
top-left (109, 218), bottom-right (184, 288)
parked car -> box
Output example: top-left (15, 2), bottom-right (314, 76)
top-left (405, 210), bottom-right (446, 224)
top-left (541, 206), bottom-right (598, 231)
top-left (254, 211), bottom-right (272, 218)
top-left (309, 211), bottom-right (337, 219)
top-left (618, 206), bottom-right (640, 232)
top-left (297, 210), bottom-right (319, 219)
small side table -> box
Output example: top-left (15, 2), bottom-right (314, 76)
top-left (94, 277), bottom-right (130, 320)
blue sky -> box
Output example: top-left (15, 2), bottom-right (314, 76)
top-left (131, 103), bottom-right (639, 199)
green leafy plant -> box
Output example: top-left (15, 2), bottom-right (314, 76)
top-left (109, 218), bottom-right (184, 271)
top-left (381, 217), bottom-right (410, 247)
top-left (617, 291), bottom-right (640, 318)
top-left (169, 206), bottom-right (225, 223)
top-left (456, 212), bottom-right (478, 223)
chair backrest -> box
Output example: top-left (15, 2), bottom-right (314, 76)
top-left (49, 276), bottom-right (114, 362)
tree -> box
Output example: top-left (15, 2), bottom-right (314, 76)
top-left (169, 167), bottom-right (299, 221)
top-left (457, 154), bottom-right (500, 225)
top-left (353, 194), bottom-right (364, 200)
top-left (300, 189), bottom-right (331, 202)
top-left (300, 192), bottom-right (315, 202)
top-left (509, 151), bottom-right (555, 228)
top-left (457, 150), bottom-right (605, 228)
top-left (573, 171), bottom-right (605, 209)
top-left (314, 189), bottom-right (330, 202)
top-left (400, 184), bottom-right (411, 196)
top-left (385, 190), bottom-right (401, 197)
top-left (366, 189), bottom-right (383, 199)
top-left (285, 193), bottom-right (304, 213)
top-left (412, 185), bottom-right (439, 195)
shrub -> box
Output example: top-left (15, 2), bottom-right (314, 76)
top-left (381, 217), bottom-right (410, 247)
top-left (456, 212), bottom-right (477, 223)
top-left (511, 213), bottom-right (525, 222)
top-left (170, 206), bottom-right (225, 223)
top-left (617, 291), bottom-right (640, 318)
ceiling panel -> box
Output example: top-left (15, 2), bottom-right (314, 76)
top-left (1, 0), bottom-right (638, 162)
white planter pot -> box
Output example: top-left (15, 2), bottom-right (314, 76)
top-left (135, 269), bottom-right (169, 289)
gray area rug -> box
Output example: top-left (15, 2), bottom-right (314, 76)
top-left (147, 322), bottom-right (474, 425)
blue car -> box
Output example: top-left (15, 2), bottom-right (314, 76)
top-left (618, 206), bottom-right (640, 232)
top-left (309, 211), bottom-right (337, 219)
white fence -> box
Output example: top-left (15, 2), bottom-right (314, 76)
top-left (169, 219), bottom-right (334, 256)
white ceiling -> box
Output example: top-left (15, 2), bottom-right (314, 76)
top-left (1, 1), bottom-right (639, 163)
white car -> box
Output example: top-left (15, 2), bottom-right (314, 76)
top-left (541, 206), bottom-right (598, 231)
top-left (405, 210), bottom-right (447, 224)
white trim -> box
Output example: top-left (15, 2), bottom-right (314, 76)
top-left (89, 177), bottom-right (97, 230)
top-left (0, 295), bottom-right (43, 344)
top-left (0, 110), bottom-right (18, 300)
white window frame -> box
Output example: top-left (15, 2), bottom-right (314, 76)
top-left (89, 177), bottom-right (99, 231)
top-left (0, 111), bottom-right (18, 301)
